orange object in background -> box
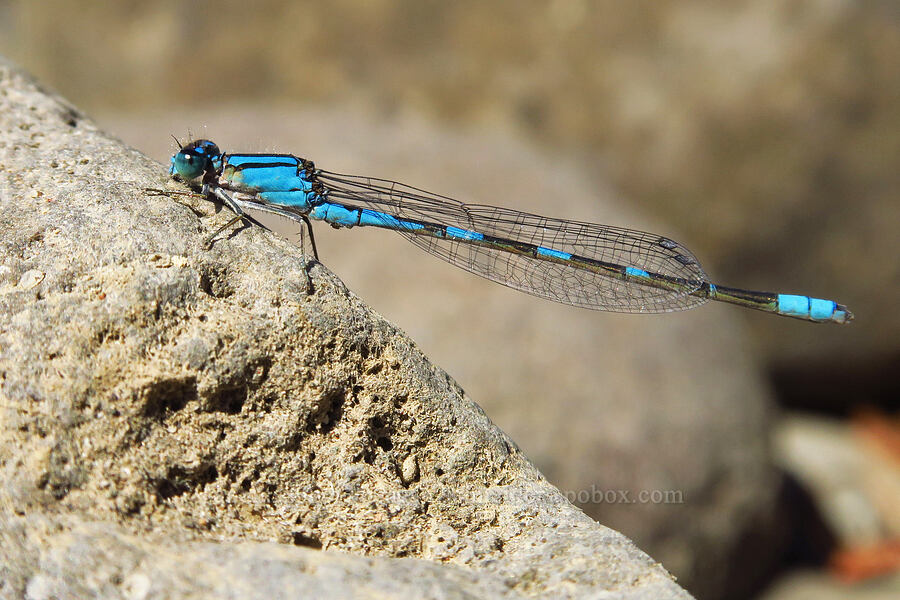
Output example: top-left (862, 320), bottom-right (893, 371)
top-left (853, 410), bottom-right (900, 466)
top-left (829, 539), bottom-right (900, 583)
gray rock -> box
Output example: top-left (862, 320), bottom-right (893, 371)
top-left (0, 57), bottom-right (691, 599)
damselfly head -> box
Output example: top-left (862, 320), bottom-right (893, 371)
top-left (170, 139), bottom-right (221, 180)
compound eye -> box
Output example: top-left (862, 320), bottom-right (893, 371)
top-left (172, 151), bottom-right (205, 180)
top-left (170, 139), bottom-right (220, 180)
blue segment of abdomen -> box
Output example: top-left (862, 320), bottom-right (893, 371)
top-left (777, 294), bottom-right (840, 322)
top-left (537, 247), bottom-right (572, 260)
top-left (309, 201), bottom-right (425, 231)
top-left (224, 155), bottom-right (315, 194)
top-left (359, 210), bottom-right (425, 231)
top-left (445, 226), bottom-right (483, 241)
top-left (625, 266), bottom-right (650, 278)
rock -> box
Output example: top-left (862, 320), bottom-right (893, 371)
top-left (0, 57), bottom-right (690, 599)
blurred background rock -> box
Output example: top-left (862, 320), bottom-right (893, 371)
top-left (1, 1), bottom-right (896, 599)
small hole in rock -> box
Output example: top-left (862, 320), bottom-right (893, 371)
top-left (292, 532), bottom-right (323, 549)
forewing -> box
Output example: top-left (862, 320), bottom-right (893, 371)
top-left (318, 171), bottom-right (709, 312)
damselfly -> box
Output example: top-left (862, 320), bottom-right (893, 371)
top-left (160, 139), bottom-right (852, 324)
